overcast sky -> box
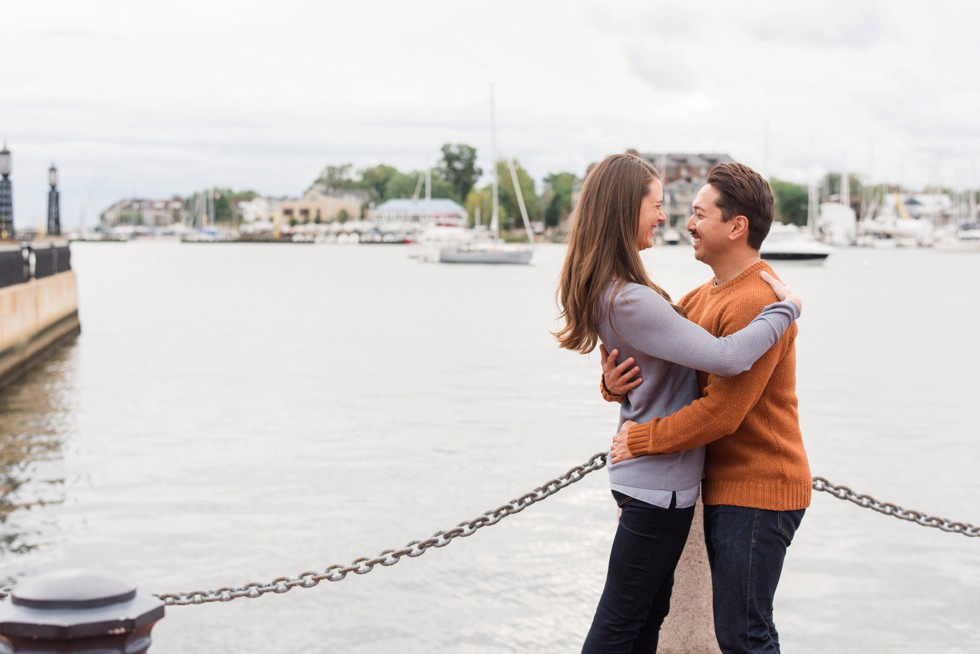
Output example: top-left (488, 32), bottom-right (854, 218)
top-left (3, 0), bottom-right (979, 230)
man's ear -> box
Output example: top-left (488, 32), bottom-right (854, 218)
top-left (728, 215), bottom-right (749, 241)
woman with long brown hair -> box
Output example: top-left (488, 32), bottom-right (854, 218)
top-left (556, 153), bottom-right (801, 653)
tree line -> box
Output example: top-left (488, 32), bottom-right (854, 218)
top-left (316, 143), bottom-right (578, 231)
top-left (188, 148), bottom-right (912, 231)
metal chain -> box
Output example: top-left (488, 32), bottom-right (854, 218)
top-left (151, 451), bottom-right (609, 605)
top-left (812, 476), bottom-right (979, 537)
top-left (2, 460), bottom-right (976, 604)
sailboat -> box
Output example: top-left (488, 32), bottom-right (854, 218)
top-left (816, 171), bottom-right (857, 246)
top-left (859, 191), bottom-right (935, 248)
top-left (180, 189), bottom-right (236, 242)
top-left (934, 191), bottom-right (980, 251)
top-left (438, 88), bottom-right (535, 265)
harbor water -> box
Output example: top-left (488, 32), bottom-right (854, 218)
top-left (1, 240), bottom-right (978, 652)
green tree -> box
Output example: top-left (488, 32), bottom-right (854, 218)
top-left (436, 143), bottom-right (482, 203)
top-left (231, 189), bottom-right (258, 202)
top-left (384, 171), bottom-right (423, 200)
top-left (383, 170), bottom-right (454, 202)
top-left (317, 163), bottom-right (357, 192)
top-left (822, 173), bottom-right (863, 205)
top-left (359, 164), bottom-right (400, 203)
top-left (495, 159), bottom-right (539, 231)
top-left (337, 209), bottom-right (350, 224)
top-left (212, 190), bottom-right (235, 224)
top-left (182, 189), bottom-right (241, 225)
top-left (428, 175), bottom-right (455, 200)
top-left (541, 172), bottom-right (577, 228)
top-left (770, 178), bottom-right (808, 226)
top-left (464, 187), bottom-right (492, 228)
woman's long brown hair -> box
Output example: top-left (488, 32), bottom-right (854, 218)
top-left (555, 153), bottom-right (682, 354)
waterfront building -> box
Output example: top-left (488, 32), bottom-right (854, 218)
top-left (236, 196), bottom-right (271, 224)
top-left (635, 152), bottom-right (734, 231)
top-left (273, 184), bottom-right (366, 226)
top-left (100, 198), bottom-right (185, 228)
top-left (574, 151), bottom-right (734, 230)
top-left (0, 143), bottom-right (13, 240)
top-left (637, 152), bottom-right (735, 184)
top-left (663, 177), bottom-right (702, 230)
top-left (368, 198), bottom-right (467, 227)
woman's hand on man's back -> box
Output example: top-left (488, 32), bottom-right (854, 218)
top-left (600, 344), bottom-right (643, 396)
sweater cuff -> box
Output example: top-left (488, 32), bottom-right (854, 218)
top-left (600, 376), bottom-right (625, 403)
top-left (627, 422), bottom-right (653, 456)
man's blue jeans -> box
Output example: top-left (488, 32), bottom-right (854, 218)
top-left (703, 504), bottom-right (805, 654)
top-left (582, 491), bottom-right (695, 654)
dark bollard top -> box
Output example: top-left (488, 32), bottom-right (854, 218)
top-left (0, 569), bottom-right (164, 641)
top-left (12, 570), bottom-right (136, 610)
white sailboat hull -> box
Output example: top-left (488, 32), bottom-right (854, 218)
top-left (438, 242), bottom-right (534, 264)
top-left (934, 225), bottom-right (980, 251)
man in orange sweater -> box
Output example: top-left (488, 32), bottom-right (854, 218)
top-left (605, 162), bottom-right (810, 653)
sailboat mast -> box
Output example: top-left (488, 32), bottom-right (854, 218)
top-left (490, 84), bottom-right (499, 238)
top-left (411, 173), bottom-right (423, 202)
top-left (508, 159), bottom-right (535, 244)
top-left (807, 180), bottom-right (819, 237)
top-left (198, 189), bottom-right (205, 229)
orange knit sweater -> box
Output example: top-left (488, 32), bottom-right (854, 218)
top-left (625, 260), bottom-right (811, 511)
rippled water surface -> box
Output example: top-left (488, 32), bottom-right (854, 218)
top-left (1, 241), bottom-right (978, 652)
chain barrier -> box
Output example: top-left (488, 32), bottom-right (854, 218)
top-left (811, 476), bottom-right (979, 538)
top-left (1, 458), bottom-right (976, 604)
top-left (151, 451), bottom-right (609, 606)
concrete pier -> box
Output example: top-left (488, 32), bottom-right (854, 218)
top-left (660, 499), bottom-right (721, 653)
top-left (0, 255), bottom-right (80, 389)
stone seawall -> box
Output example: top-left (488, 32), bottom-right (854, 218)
top-left (0, 270), bottom-right (81, 389)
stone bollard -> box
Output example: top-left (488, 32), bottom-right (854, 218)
top-left (0, 569), bottom-right (165, 654)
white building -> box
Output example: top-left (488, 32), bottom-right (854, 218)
top-left (101, 198), bottom-right (184, 228)
top-left (368, 198), bottom-right (467, 228)
top-left (237, 197), bottom-right (271, 224)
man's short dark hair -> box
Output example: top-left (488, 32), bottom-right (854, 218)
top-left (707, 163), bottom-right (775, 250)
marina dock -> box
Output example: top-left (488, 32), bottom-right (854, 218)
top-left (0, 242), bottom-right (80, 389)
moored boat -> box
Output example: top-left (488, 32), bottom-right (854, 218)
top-left (761, 186), bottom-right (832, 263)
top-left (438, 241), bottom-right (533, 264)
top-left (438, 89), bottom-right (534, 266)
top-left (934, 222), bottom-right (980, 251)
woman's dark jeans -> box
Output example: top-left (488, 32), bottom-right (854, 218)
top-left (703, 505), bottom-right (805, 654)
top-left (582, 491), bottom-right (695, 654)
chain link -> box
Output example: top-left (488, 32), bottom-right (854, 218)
top-left (151, 451), bottom-right (609, 605)
top-left (812, 476), bottom-right (979, 537)
top-left (2, 460), bottom-right (977, 604)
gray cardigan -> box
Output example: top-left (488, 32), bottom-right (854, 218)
top-left (597, 282), bottom-right (800, 508)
